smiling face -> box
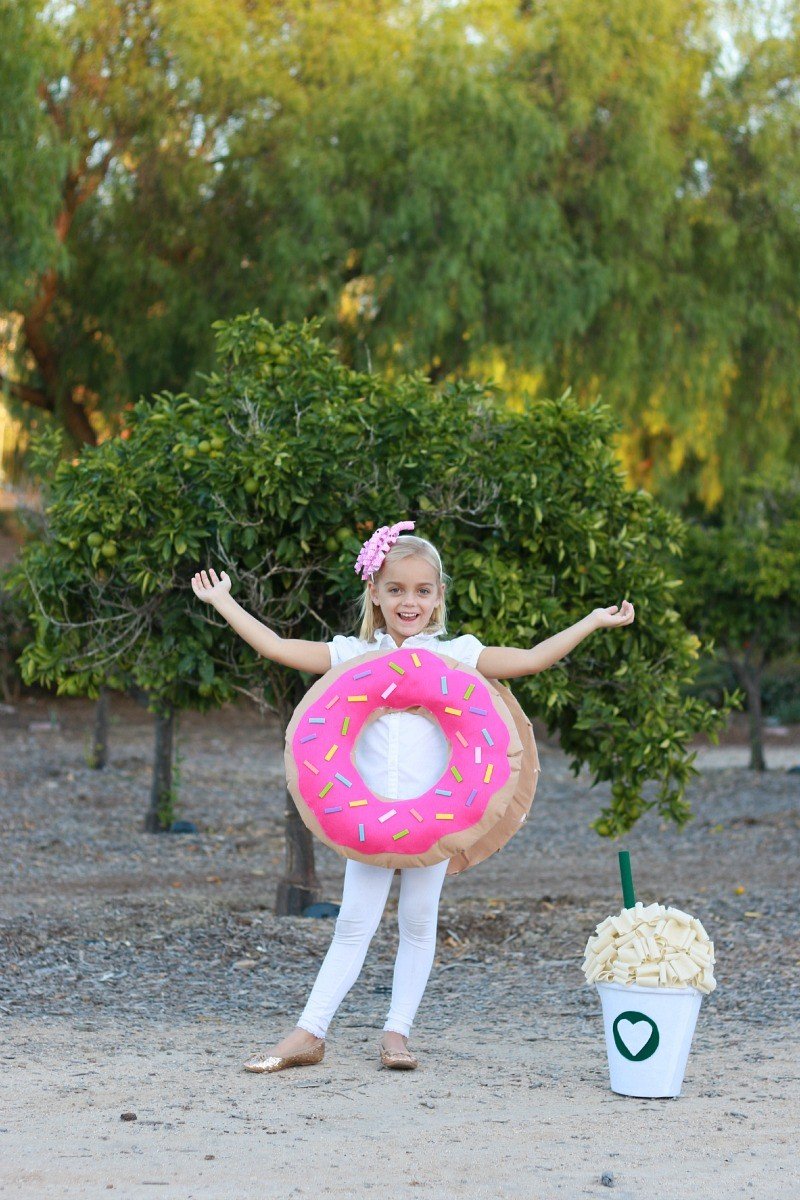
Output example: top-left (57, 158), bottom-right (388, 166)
top-left (368, 554), bottom-right (445, 645)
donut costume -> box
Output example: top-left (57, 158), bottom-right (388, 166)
top-left (285, 646), bottom-right (540, 874)
top-left (283, 520), bottom-right (540, 873)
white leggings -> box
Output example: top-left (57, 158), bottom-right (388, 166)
top-left (296, 857), bottom-right (449, 1039)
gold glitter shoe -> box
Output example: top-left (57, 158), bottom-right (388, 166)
top-left (243, 1037), bottom-right (325, 1073)
top-left (379, 1039), bottom-right (418, 1070)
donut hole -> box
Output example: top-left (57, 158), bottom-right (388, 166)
top-left (353, 707), bottom-right (451, 801)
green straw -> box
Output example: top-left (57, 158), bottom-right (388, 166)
top-left (618, 850), bottom-right (636, 909)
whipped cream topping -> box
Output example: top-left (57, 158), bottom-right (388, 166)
top-left (582, 901), bottom-right (716, 994)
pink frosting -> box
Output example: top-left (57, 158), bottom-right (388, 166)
top-left (290, 647), bottom-right (512, 856)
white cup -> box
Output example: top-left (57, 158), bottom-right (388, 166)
top-left (595, 981), bottom-right (703, 1098)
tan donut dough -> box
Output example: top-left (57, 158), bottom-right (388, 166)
top-left (284, 648), bottom-right (539, 872)
top-left (444, 678), bottom-right (540, 875)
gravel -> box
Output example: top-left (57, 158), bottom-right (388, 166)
top-left (1, 693), bottom-right (798, 1033)
top-left (1, 693), bottom-right (798, 1200)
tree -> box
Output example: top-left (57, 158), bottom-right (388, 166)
top-left (675, 467), bottom-right (800, 769)
top-left (0, 0), bottom-right (66, 313)
top-left (0, 561), bottom-right (35, 703)
top-left (0, 0), bottom-right (284, 446)
top-left (6, 314), bottom-right (734, 915)
top-left (5, 0), bottom-right (798, 520)
top-left (3, 412), bottom-right (254, 832)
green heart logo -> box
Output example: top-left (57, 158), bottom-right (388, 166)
top-left (612, 1011), bottom-right (660, 1062)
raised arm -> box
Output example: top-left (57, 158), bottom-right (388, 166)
top-left (190, 568), bottom-right (332, 674)
top-left (476, 601), bottom-right (635, 679)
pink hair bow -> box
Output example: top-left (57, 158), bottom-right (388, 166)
top-left (354, 520), bottom-right (415, 581)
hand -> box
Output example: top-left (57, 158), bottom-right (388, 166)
top-left (591, 599), bottom-right (635, 630)
top-left (191, 567), bottom-right (232, 607)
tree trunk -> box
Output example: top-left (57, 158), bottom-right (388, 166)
top-left (90, 685), bottom-right (109, 769)
top-left (273, 677), bottom-right (320, 915)
top-left (62, 387), bottom-right (98, 447)
top-left (144, 708), bottom-right (175, 831)
top-left (275, 790), bottom-right (321, 915)
top-left (731, 658), bottom-right (766, 771)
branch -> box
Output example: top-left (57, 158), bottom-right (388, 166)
top-left (224, 679), bottom-right (278, 718)
top-left (20, 560), bottom-right (161, 633)
top-left (73, 134), bottom-right (130, 207)
top-left (37, 82), bottom-right (66, 134)
top-left (0, 372), bottom-right (51, 410)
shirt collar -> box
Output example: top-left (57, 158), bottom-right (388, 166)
top-left (370, 628), bottom-right (445, 650)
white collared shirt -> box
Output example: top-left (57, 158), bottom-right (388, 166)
top-left (327, 629), bottom-right (485, 801)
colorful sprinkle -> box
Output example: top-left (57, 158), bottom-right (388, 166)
top-left (303, 655), bottom-right (504, 854)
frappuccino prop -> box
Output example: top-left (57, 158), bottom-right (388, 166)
top-left (584, 852), bottom-right (716, 1098)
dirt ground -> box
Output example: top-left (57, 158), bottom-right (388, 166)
top-left (1, 692), bottom-right (799, 1200)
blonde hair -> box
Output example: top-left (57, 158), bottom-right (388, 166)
top-left (356, 534), bottom-right (449, 640)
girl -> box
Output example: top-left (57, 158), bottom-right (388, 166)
top-left (191, 522), bottom-right (634, 1072)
